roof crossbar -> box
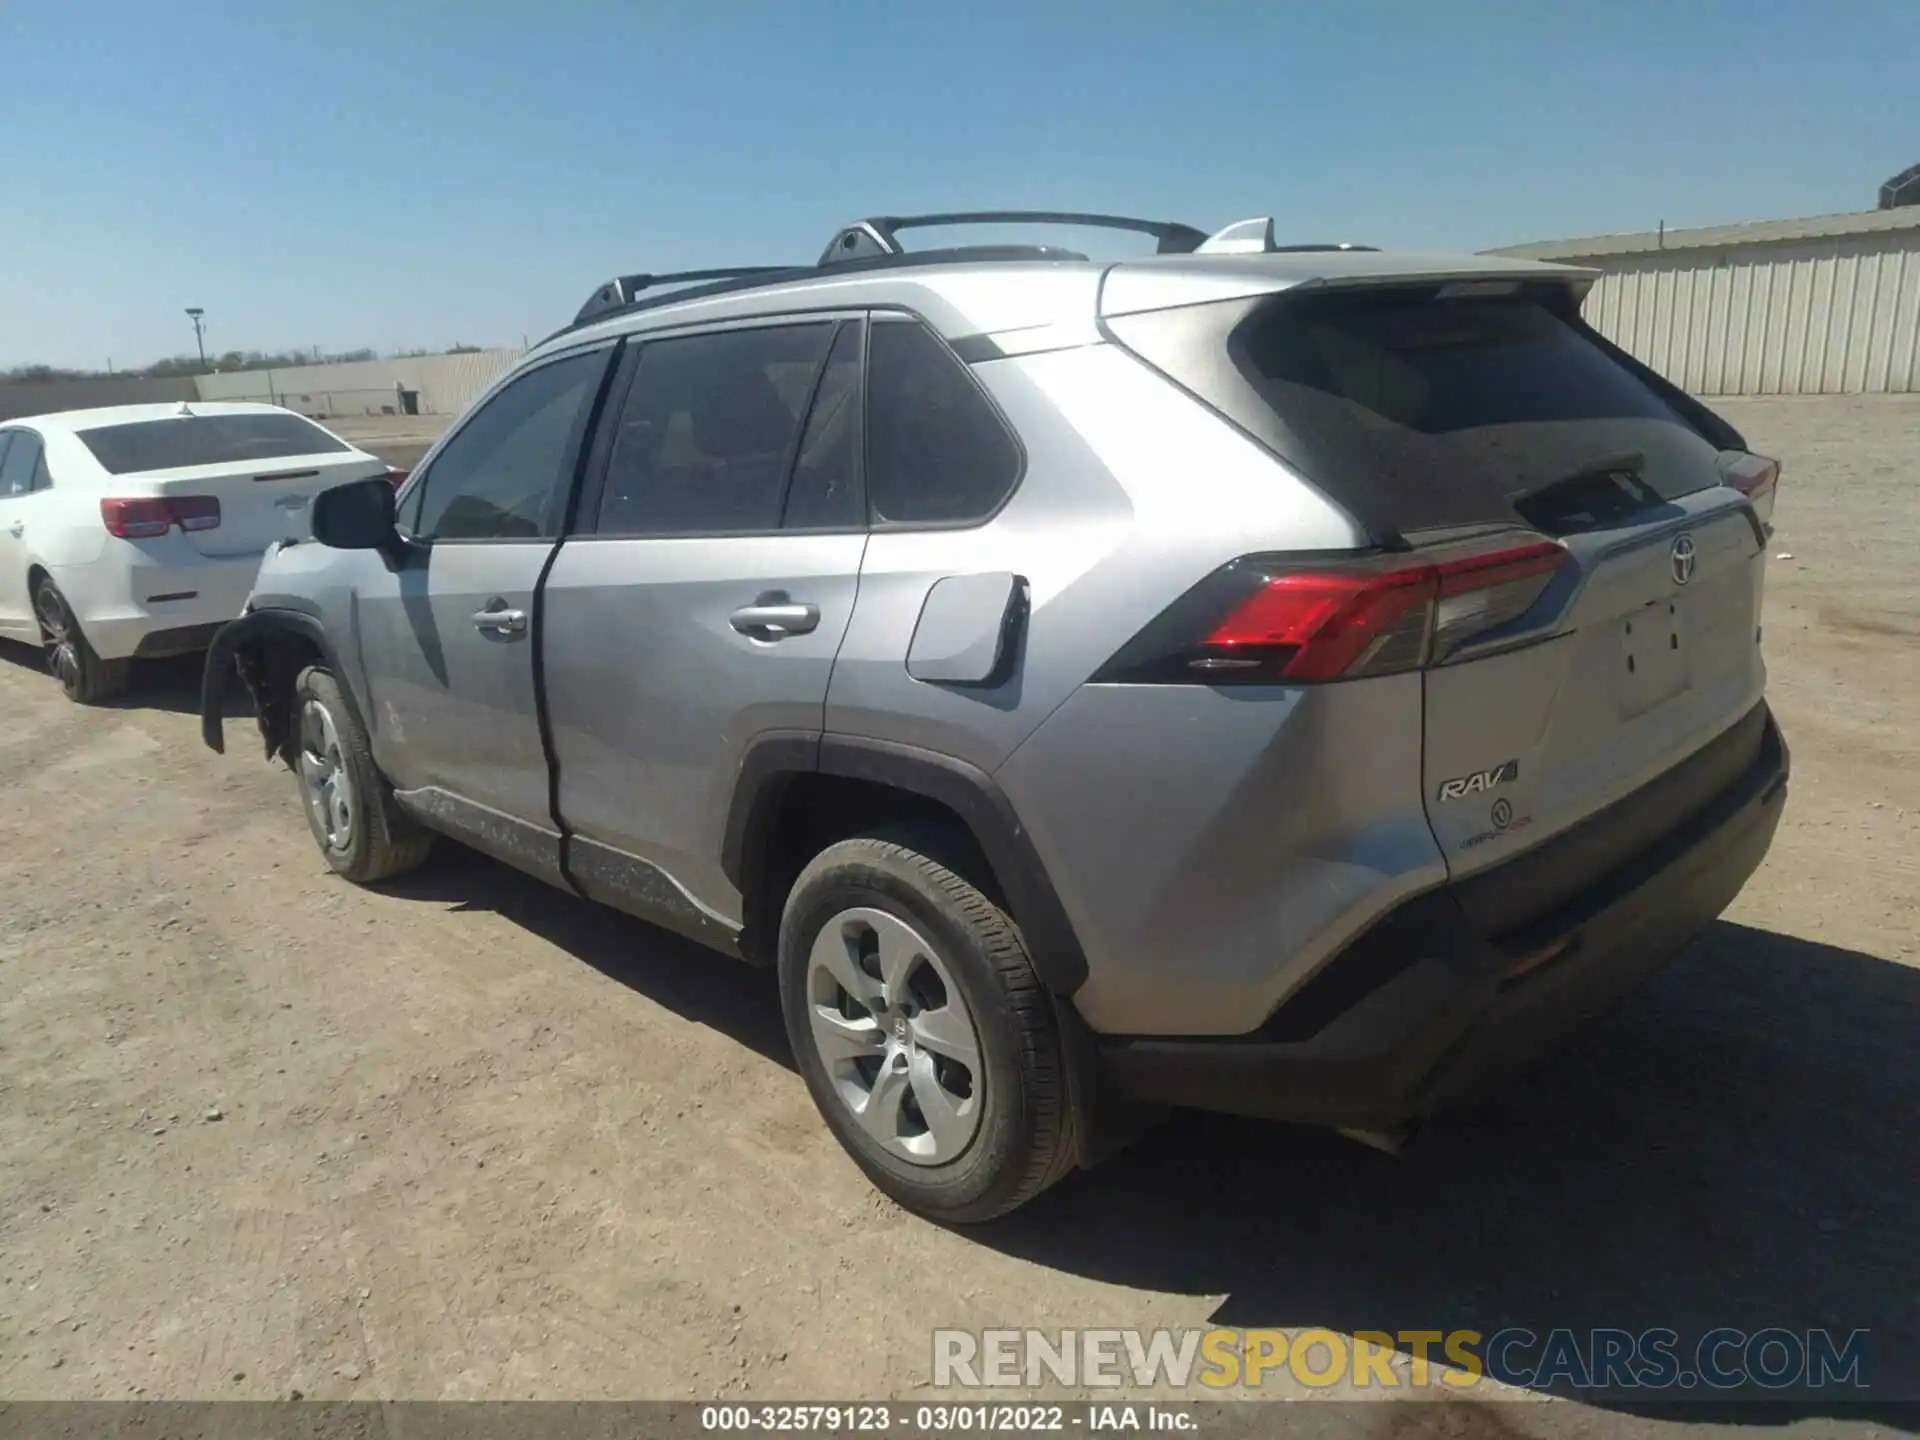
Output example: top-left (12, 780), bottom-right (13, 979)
top-left (573, 267), bottom-right (795, 326)
top-left (819, 210), bottom-right (1210, 266)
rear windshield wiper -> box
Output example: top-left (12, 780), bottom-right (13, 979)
top-left (1511, 451), bottom-right (1664, 535)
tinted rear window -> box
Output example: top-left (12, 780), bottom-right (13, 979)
top-left (77, 413), bottom-right (349, 475)
top-left (1111, 283), bottom-right (1725, 536)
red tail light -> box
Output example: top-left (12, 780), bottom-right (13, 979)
top-left (383, 466), bottom-right (409, 488)
top-left (1094, 538), bottom-right (1567, 686)
top-left (1203, 567), bottom-right (1433, 681)
top-left (101, 496), bottom-right (222, 539)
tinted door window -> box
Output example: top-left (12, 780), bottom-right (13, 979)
top-left (865, 317), bottom-right (1021, 525)
top-left (782, 321), bottom-right (864, 531)
top-left (596, 324), bottom-right (833, 536)
top-left (414, 351), bottom-right (606, 540)
top-left (0, 432), bottom-right (44, 498)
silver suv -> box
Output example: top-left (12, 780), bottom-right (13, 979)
top-left (201, 210), bottom-right (1790, 1222)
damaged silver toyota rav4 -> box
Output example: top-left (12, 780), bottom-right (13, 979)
top-left (202, 211), bottom-right (1789, 1222)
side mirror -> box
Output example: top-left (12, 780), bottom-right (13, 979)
top-left (312, 476), bottom-right (400, 551)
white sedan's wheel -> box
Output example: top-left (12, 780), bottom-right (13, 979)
top-left (32, 578), bottom-right (129, 705)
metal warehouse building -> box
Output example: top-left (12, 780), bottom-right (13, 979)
top-left (1490, 202), bottom-right (1920, 396)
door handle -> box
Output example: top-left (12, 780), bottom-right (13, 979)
top-left (472, 605), bottom-right (528, 634)
top-left (729, 601), bottom-right (820, 639)
top-left (6, 522), bottom-right (21, 538)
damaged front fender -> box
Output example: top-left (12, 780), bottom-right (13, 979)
top-left (200, 608), bottom-right (335, 765)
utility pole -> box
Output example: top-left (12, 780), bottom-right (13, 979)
top-left (184, 308), bottom-right (208, 369)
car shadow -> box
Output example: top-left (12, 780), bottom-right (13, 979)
top-left (972, 921), bottom-right (1918, 1417)
top-left (0, 637), bottom-right (249, 719)
top-left (363, 837), bottom-right (1918, 1418)
top-left (380, 842), bottom-right (794, 1073)
top-left (116, 651), bottom-right (252, 717)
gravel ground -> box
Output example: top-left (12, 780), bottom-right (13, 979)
top-left (0, 396), bottom-right (1914, 1435)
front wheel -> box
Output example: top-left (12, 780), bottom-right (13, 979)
top-left (33, 578), bottom-right (130, 705)
top-left (291, 666), bottom-right (433, 883)
top-left (778, 824), bottom-right (1076, 1223)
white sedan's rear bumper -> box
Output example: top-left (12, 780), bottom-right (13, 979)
top-left (53, 547), bottom-right (265, 661)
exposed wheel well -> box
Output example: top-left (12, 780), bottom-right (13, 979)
top-left (740, 774), bottom-right (1002, 966)
top-left (230, 628), bottom-right (325, 766)
top-left (26, 565), bottom-right (51, 618)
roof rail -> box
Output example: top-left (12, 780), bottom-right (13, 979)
top-left (1193, 216), bottom-right (1377, 255)
top-left (573, 267), bottom-right (795, 326)
top-left (819, 210), bottom-right (1209, 266)
top-left (556, 213), bottom-right (1382, 340)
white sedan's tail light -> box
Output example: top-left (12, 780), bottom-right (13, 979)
top-left (100, 496), bottom-right (222, 538)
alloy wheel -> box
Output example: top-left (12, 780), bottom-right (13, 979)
top-left (34, 587), bottom-right (81, 697)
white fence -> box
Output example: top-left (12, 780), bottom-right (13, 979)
top-left (1580, 234), bottom-right (1920, 395)
top-left (1, 351), bottom-right (526, 427)
top-left (191, 348), bottom-right (525, 419)
top-left (0, 376), bottom-right (198, 423)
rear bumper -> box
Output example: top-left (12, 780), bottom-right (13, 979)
top-left (132, 621), bottom-right (228, 658)
top-left (1098, 704), bottom-right (1789, 1131)
top-left (59, 552), bottom-right (262, 661)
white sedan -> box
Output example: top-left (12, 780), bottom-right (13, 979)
top-left (0, 401), bottom-right (396, 703)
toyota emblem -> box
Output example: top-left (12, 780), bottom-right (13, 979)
top-left (1670, 534), bottom-right (1697, 586)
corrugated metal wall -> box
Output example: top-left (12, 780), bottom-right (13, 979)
top-left (0, 376), bottom-right (198, 422)
top-left (191, 348), bottom-right (524, 418)
top-left (1577, 232), bottom-right (1920, 395)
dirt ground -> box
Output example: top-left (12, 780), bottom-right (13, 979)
top-left (1, 397), bottom-right (1915, 1432)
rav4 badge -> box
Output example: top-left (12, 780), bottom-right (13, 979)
top-left (1437, 759), bottom-right (1519, 802)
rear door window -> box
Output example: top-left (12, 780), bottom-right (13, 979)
top-left (0, 431), bottom-right (44, 497)
top-left (76, 413), bottom-right (349, 474)
top-left (865, 316), bottom-right (1022, 526)
top-left (594, 323), bottom-right (834, 536)
top-left (1111, 283), bottom-right (1727, 536)
top-left (782, 320), bottom-right (865, 531)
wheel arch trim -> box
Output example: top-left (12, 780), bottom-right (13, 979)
top-left (200, 607), bottom-right (362, 761)
top-left (722, 732), bottom-right (1091, 996)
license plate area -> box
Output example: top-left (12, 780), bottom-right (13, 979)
top-left (1615, 595), bottom-right (1692, 718)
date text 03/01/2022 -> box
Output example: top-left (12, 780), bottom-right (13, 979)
top-left (699, 1403), bottom-right (1197, 1432)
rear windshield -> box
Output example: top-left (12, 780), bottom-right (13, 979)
top-left (77, 413), bottom-right (349, 475)
top-left (1110, 283), bottom-right (1729, 537)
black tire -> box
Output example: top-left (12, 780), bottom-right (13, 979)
top-left (291, 665), bottom-right (433, 884)
top-left (778, 823), bottom-right (1076, 1223)
top-left (33, 577), bottom-right (131, 705)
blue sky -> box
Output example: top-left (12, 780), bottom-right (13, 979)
top-left (2, 0), bottom-right (1913, 368)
